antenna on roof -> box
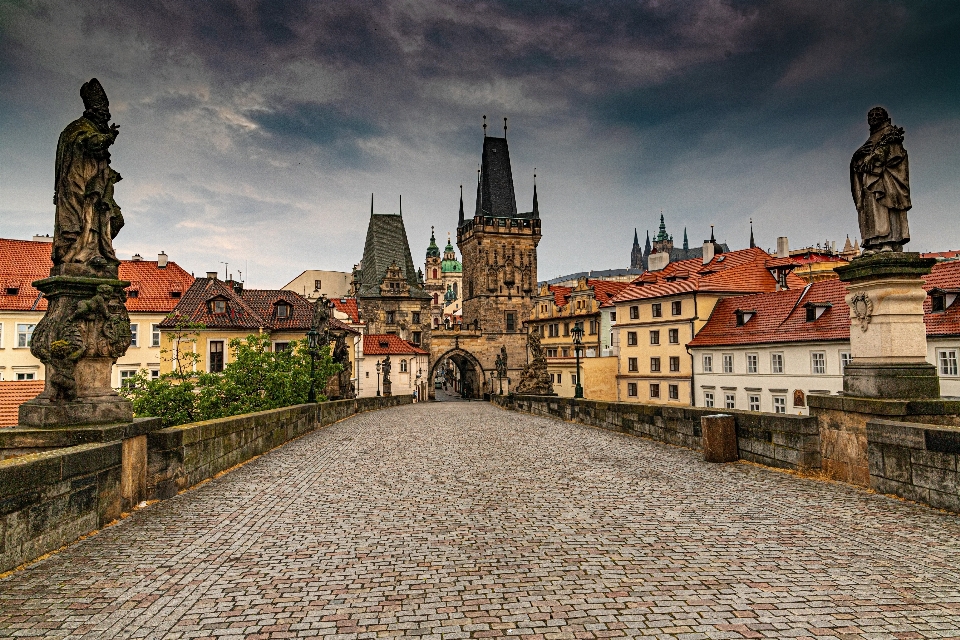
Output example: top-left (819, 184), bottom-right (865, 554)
top-left (504, 117), bottom-right (508, 138)
top-left (220, 261), bottom-right (228, 281)
top-left (482, 115), bottom-right (487, 137)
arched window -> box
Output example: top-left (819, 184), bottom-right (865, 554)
top-left (433, 293), bottom-right (439, 304)
top-left (433, 269), bottom-right (438, 279)
top-left (453, 282), bottom-right (458, 297)
top-left (400, 359), bottom-right (408, 373)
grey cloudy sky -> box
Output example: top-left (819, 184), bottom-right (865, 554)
top-left (2, 0), bottom-right (959, 287)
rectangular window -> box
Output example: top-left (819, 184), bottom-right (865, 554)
top-left (651, 303), bottom-right (662, 318)
top-left (627, 331), bottom-right (637, 346)
top-left (722, 354), bottom-right (733, 373)
top-left (649, 330), bottom-right (660, 345)
top-left (120, 370), bottom-right (137, 389)
top-left (209, 341), bottom-right (225, 373)
top-left (610, 311), bottom-right (617, 322)
top-left (932, 295), bottom-right (946, 313)
top-left (702, 354), bottom-right (713, 373)
top-left (628, 357), bottom-right (638, 372)
top-left (150, 369), bottom-right (160, 380)
top-left (725, 393), bottom-right (736, 409)
top-left (668, 328), bottom-right (679, 344)
top-left (314, 279), bottom-right (322, 290)
top-left (506, 312), bottom-right (516, 332)
top-left (130, 323), bottom-right (139, 347)
top-left (412, 331), bottom-right (422, 345)
top-left (650, 357), bottom-right (661, 372)
top-left (746, 353), bottom-right (758, 374)
top-left (668, 384), bottom-right (679, 400)
top-left (563, 322), bottom-right (570, 336)
top-left (627, 382), bottom-right (638, 397)
top-left (556, 373), bottom-right (561, 384)
top-left (213, 300), bottom-right (226, 314)
top-left (274, 342), bottom-right (290, 352)
top-left (561, 348), bottom-right (570, 357)
top-left (386, 311), bottom-right (396, 324)
top-left (16, 372), bottom-right (36, 381)
top-left (412, 312), bottom-right (421, 324)
top-left (277, 304), bottom-right (289, 319)
top-left (840, 351), bottom-right (852, 373)
top-left (629, 306), bottom-right (639, 320)
top-left (749, 395), bottom-right (761, 412)
top-left (939, 349), bottom-right (959, 376)
top-left (547, 348), bottom-right (558, 357)
top-left (669, 356), bottom-right (680, 372)
top-left (151, 323), bottom-right (161, 347)
top-left (671, 300), bottom-right (682, 316)
top-left (589, 320), bottom-right (597, 335)
top-left (811, 351), bottom-right (826, 375)
top-left (649, 383), bottom-right (660, 399)
top-left (771, 352), bottom-right (784, 374)
top-left (16, 323), bottom-right (35, 348)
top-left (704, 391), bottom-right (714, 408)
top-left (773, 395), bottom-right (786, 414)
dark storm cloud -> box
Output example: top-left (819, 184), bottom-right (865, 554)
top-left (2, 0), bottom-right (959, 286)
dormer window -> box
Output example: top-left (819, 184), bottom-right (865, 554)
top-left (276, 303), bottom-right (290, 319)
top-left (5, 286), bottom-right (19, 296)
top-left (929, 288), bottom-right (959, 313)
top-left (127, 289), bottom-right (139, 298)
top-left (209, 299), bottom-right (227, 314)
top-left (804, 302), bottom-right (832, 322)
top-left (735, 309), bottom-right (756, 326)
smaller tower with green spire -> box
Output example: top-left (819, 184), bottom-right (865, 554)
top-left (652, 212), bottom-right (675, 257)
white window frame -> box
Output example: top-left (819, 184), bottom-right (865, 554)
top-left (749, 394), bottom-right (760, 412)
top-left (151, 323), bottom-right (161, 347)
top-left (722, 353), bottom-right (734, 374)
top-left (938, 348), bottom-right (959, 376)
top-left (725, 392), bottom-right (736, 409)
top-left (840, 351), bottom-right (852, 373)
top-left (119, 369), bottom-right (138, 389)
top-left (811, 351), bottom-right (826, 375)
top-left (746, 353), bottom-right (758, 374)
top-left (702, 354), bottom-right (713, 373)
top-left (16, 323), bottom-right (35, 348)
top-left (771, 352), bottom-right (784, 374)
top-left (16, 371), bottom-right (36, 381)
top-left (130, 323), bottom-right (139, 347)
top-left (704, 391), bottom-right (714, 408)
top-left (773, 395), bottom-right (786, 414)
top-left (208, 339), bottom-right (226, 373)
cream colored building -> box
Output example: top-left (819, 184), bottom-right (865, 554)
top-left (358, 334), bottom-right (428, 399)
top-left (0, 238), bottom-right (194, 387)
top-left (281, 269), bottom-right (352, 301)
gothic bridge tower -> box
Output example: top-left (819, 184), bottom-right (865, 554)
top-left (429, 122), bottom-right (541, 399)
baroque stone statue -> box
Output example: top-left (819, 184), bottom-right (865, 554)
top-left (53, 78), bottom-right (124, 278)
top-left (514, 332), bottom-right (554, 395)
top-left (20, 79), bottom-right (134, 427)
top-left (850, 107), bottom-right (911, 253)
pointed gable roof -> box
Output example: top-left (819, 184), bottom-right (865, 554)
top-left (478, 136), bottom-right (518, 219)
top-left (357, 213), bottom-right (429, 299)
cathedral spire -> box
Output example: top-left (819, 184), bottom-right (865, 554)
top-left (749, 218), bottom-right (756, 248)
top-left (644, 230), bottom-right (651, 256)
top-left (458, 185), bottom-right (464, 226)
top-left (683, 227), bottom-right (689, 250)
top-left (474, 164), bottom-right (482, 218)
top-left (532, 170), bottom-right (539, 219)
top-left (633, 228), bottom-right (639, 249)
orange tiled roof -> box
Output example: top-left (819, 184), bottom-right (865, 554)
top-left (549, 285), bottom-right (572, 307)
top-left (160, 278), bottom-right (315, 331)
top-left (0, 380), bottom-right (45, 428)
top-left (923, 250), bottom-right (960, 260)
top-left (331, 297), bottom-right (360, 323)
top-left (612, 247), bottom-right (806, 304)
top-left (924, 260), bottom-right (960, 337)
top-left (589, 280), bottom-right (629, 306)
top-left (0, 238), bottom-right (194, 313)
top-left (362, 334), bottom-right (428, 356)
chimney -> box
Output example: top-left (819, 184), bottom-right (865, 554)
top-left (702, 240), bottom-right (715, 265)
top-left (131, 253), bottom-right (143, 261)
top-left (158, 251), bottom-right (168, 268)
top-left (206, 271), bottom-right (218, 279)
top-left (648, 250), bottom-right (670, 271)
top-left (776, 237), bottom-right (789, 258)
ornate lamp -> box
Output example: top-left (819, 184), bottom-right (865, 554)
top-left (376, 359), bottom-right (382, 397)
top-left (571, 321), bottom-right (584, 399)
top-left (306, 327), bottom-right (320, 403)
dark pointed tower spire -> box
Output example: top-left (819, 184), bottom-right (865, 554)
top-left (633, 228), bottom-right (639, 248)
top-left (458, 184), bottom-right (464, 226)
top-left (370, 193), bottom-right (374, 217)
top-left (474, 163), bottom-right (482, 218)
top-left (532, 170), bottom-right (539, 219)
top-left (749, 217), bottom-right (756, 248)
top-left (683, 227), bottom-right (689, 251)
top-left (644, 230), bottom-right (651, 256)
top-left (504, 117), bottom-right (508, 138)
top-left (482, 114), bottom-right (487, 137)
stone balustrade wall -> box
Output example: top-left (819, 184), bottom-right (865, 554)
top-left (491, 395), bottom-right (821, 471)
top-left (867, 418), bottom-right (960, 513)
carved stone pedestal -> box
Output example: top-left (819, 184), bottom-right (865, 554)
top-left (836, 253), bottom-right (939, 399)
top-left (19, 276), bottom-right (133, 427)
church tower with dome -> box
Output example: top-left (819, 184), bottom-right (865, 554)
top-left (424, 224), bottom-right (463, 329)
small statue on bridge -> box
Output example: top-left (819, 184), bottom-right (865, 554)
top-left (514, 332), bottom-right (553, 395)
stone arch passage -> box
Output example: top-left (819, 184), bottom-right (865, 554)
top-left (430, 348), bottom-right (484, 400)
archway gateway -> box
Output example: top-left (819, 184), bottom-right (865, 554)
top-left (429, 348), bottom-right (484, 400)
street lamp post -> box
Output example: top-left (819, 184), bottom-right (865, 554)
top-left (306, 327), bottom-right (320, 403)
top-left (572, 321), bottom-right (584, 399)
top-left (376, 359), bottom-right (382, 397)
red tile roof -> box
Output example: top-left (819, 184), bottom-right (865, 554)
top-left (688, 278), bottom-right (849, 348)
top-left (547, 280), bottom-right (628, 309)
top-left (0, 238), bottom-right (194, 313)
top-left (549, 285), bottom-right (572, 308)
top-left (923, 250), bottom-right (960, 260)
top-left (924, 260), bottom-right (960, 337)
top-left (612, 247), bottom-right (807, 304)
top-left (0, 380), bottom-right (45, 428)
top-left (362, 334), bottom-right (428, 356)
top-left (331, 297), bottom-right (360, 323)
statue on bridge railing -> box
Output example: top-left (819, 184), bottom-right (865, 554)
top-left (514, 332), bottom-right (553, 395)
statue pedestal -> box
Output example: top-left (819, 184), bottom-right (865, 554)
top-left (19, 275), bottom-right (133, 427)
top-left (382, 381), bottom-right (392, 397)
top-left (836, 253), bottom-right (939, 399)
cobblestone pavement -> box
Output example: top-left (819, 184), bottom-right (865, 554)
top-left (2, 403), bottom-right (960, 639)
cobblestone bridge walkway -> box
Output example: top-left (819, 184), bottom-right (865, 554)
top-left (2, 403), bottom-right (960, 639)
